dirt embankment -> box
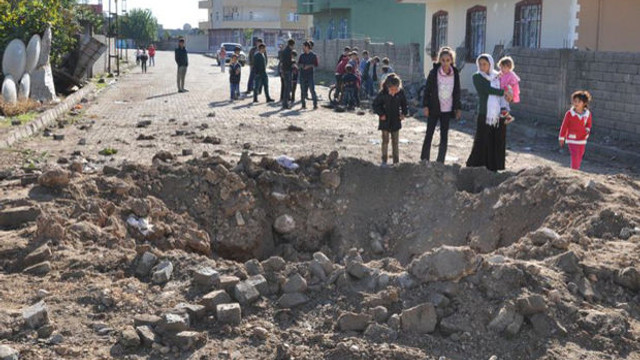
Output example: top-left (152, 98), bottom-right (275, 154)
top-left (0, 152), bottom-right (639, 359)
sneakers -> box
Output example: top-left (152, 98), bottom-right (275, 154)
top-left (266, 98), bottom-right (275, 103)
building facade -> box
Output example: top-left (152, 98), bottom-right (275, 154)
top-left (199, 0), bottom-right (312, 50)
top-left (401, 0), bottom-right (640, 86)
top-left (297, 0), bottom-right (426, 59)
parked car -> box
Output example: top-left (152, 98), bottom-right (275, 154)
top-left (216, 43), bottom-right (246, 66)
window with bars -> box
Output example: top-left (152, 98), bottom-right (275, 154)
top-left (327, 19), bottom-right (335, 40)
top-left (514, 0), bottom-right (542, 48)
top-left (223, 6), bottom-right (239, 21)
top-left (339, 18), bottom-right (349, 39)
top-left (431, 11), bottom-right (448, 58)
top-left (465, 6), bottom-right (487, 62)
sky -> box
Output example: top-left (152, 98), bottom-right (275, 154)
top-left (119, 0), bottom-right (206, 29)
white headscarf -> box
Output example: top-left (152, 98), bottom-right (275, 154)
top-left (476, 54), bottom-right (502, 127)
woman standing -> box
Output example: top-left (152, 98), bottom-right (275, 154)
top-left (421, 47), bottom-right (461, 163)
top-left (466, 54), bottom-right (512, 171)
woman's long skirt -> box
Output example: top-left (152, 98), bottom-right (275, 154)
top-left (465, 114), bottom-right (506, 172)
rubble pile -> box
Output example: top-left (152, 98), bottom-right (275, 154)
top-left (0, 152), bottom-right (639, 359)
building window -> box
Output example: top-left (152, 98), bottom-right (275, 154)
top-left (223, 6), bottom-right (239, 21)
top-left (465, 5), bottom-right (487, 62)
top-left (249, 11), bottom-right (253, 20)
top-left (288, 12), bottom-right (300, 22)
top-left (431, 10), bottom-right (448, 58)
top-left (313, 26), bottom-right (321, 40)
top-left (514, 0), bottom-right (542, 48)
top-left (338, 18), bottom-right (348, 39)
top-left (215, 12), bottom-right (219, 21)
top-left (327, 19), bottom-right (335, 40)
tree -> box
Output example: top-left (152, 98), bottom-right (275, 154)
top-left (0, 0), bottom-right (81, 67)
top-left (121, 8), bottom-right (158, 47)
top-left (243, 28), bottom-right (254, 46)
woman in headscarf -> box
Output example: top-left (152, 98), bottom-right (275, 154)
top-left (466, 54), bottom-right (513, 172)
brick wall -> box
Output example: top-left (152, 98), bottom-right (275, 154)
top-left (506, 48), bottom-right (640, 141)
top-left (312, 39), bottom-right (423, 83)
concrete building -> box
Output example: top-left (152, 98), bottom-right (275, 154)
top-left (199, 0), bottom-right (313, 50)
top-left (297, 0), bottom-right (426, 55)
top-left (399, 0), bottom-right (640, 87)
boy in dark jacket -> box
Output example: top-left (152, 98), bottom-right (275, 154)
top-left (290, 50), bottom-right (299, 103)
top-left (229, 54), bottom-right (241, 101)
top-left (175, 39), bottom-right (188, 92)
top-left (246, 38), bottom-right (262, 94)
top-left (280, 39), bottom-right (295, 109)
top-left (253, 44), bottom-right (275, 103)
top-left (373, 74), bottom-right (408, 166)
top-left (421, 47), bottom-right (462, 163)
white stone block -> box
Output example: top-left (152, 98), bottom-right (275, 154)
top-left (2, 39), bottom-right (27, 81)
top-left (26, 34), bottom-right (42, 73)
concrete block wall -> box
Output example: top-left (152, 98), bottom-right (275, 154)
top-left (312, 39), bottom-right (423, 83)
top-left (506, 47), bottom-right (640, 142)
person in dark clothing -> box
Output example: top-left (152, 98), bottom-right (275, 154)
top-left (246, 38), bottom-right (263, 94)
top-left (362, 55), bottom-right (378, 97)
top-left (253, 44), bottom-right (275, 103)
top-left (140, 49), bottom-right (149, 74)
top-left (229, 54), bottom-right (241, 101)
top-left (290, 50), bottom-right (299, 103)
top-left (298, 41), bottom-right (318, 109)
top-left (334, 47), bottom-right (351, 100)
top-left (175, 39), bottom-right (189, 92)
top-left (372, 74), bottom-right (408, 166)
top-left (466, 54), bottom-right (512, 172)
top-left (280, 39), bottom-right (295, 109)
top-left (421, 47), bottom-right (462, 163)
top-left (342, 64), bottom-right (359, 110)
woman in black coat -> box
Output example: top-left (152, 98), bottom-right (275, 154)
top-left (420, 47), bottom-right (461, 163)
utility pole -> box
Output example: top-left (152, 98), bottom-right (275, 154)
top-left (108, 0), bottom-right (120, 75)
top-left (107, 0), bottom-right (111, 73)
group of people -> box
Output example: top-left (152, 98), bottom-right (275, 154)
top-left (173, 37), bottom-right (593, 172)
top-left (136, 44), bottom-right (156, 74)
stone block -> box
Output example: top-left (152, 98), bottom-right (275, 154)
top-left (216, 303), bottom-right (241, 325)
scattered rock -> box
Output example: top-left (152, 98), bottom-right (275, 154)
top-left (529, 227), bottom-right (560, 246)
top-left (338, 312), bottom-right (372, 332)
top-left (278, 293), bottom-right (309, 308)
top-left (219, 275), bottom-right (241, 290)
top-left (136, 325), bottom-right (159, 347)
top-left (614, 267), bottom-right (640, 291)
top-left (371, 306), bottom-right (389, 323)
top-left (244, 259), bottom-right (264, 276)
top-left (136, 120), bottom-right (152, 128)
top-left (182, 149), bottom-right (193, 156)
top-left (38, 167), bottom-right (70, 188)
top-left (192, 266), bottom-right (220, 288)
top-left (274, 215), bottom-right (296, 234)
top-left (246, 275), bottom-right (269, 296)
top-left (151, 260), bottom-right (173, 284)
top-left (287, 124), bottom-right (304, 132)
top-left (136, 134), bottom-right (155, 141)
top-left (23, 261), bottom-right (52, 275)
top-left (172, 331), bottom-right (207, 350)
top-left (488, 304), bottom-right (523, 336)
top-left (387, 314), bottom-right (401, 330)
top-left (364, 323), bottom-right (397, 342)
top-left (157, 313), bottom-right (190, 333)
top-left (133, 314), bottom-right (162, 328)
top-left (401, 303), bottom-right (437, 334)
top-left (0, 345), bottom-right (19, 360)
top-left (207, 112), bottom-right (216, 118)
top-left (216, 303), bottom-right (241, 325)
top-left (409, 246), bottom-right (478, 283)
top-left (23, 244), bottom-right (52, 267)
top-left (152, 151), bottom-right (174, 163)
top-left (200, 290), bottom-right (232, 311)
top-left (516, 294), bottom-right (547, 316)
top-left (262, 256), bottom-right (286, 272)
top-left (119, 328), bottom-right (141, 349)
top-left (320, 170), bottom-right (341, 189)
top-left (22, 301), bottom-right (50, 329)
top-left (253, 326), bottom-right (269, 340)
top-left (233, 281), bottom-right (260, 305)
top-left (136, 252), bottom-right (158, 277)
top-left (203, 136), bottom-right (221, 145)
top-left (283, 274), bottom-right (307, 293)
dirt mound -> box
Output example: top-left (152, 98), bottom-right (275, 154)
top-left (0, 152), bottom-right (639, 359)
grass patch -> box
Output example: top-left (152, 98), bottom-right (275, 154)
top-left (0, 111), bottom-right (39, 128)
top-left (0, 98), bottom-right (40, 117)
top-left (99, 147), bottom-right (118, 156)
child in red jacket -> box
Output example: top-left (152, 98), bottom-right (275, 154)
top-left (559, 91), bottom-right (593, 170)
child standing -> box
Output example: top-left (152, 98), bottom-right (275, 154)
top-left (291, 50), bottom-right (299, 103)
top-left (497, 56), bottom-right (520, 124)
top-left (421, 47), bottom-right (462, 163)
top-left (140, 49), bottom-right (149, 73)
top-left (219, 46), bottom-right (227, 73)
top-left (559, 91), bottom-right (593, 170)
top-left (373, 74), bottom-right (408, 167)
top-left (229, 54), bottom-right (241, 101)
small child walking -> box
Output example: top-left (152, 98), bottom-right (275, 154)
top-left (372, 74), bottom-right (408, 167)
top-left (497, 56), bottom-right (520, 124)
top-left (229, 54), bottom-right (241, 101)
top-left (559, 91), bottom-right (593, 170)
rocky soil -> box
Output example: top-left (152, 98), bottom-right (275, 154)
top-left (0, 151), bottom-right (639, 360)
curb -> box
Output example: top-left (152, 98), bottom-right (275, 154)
top-left (0, 83), bottom-right (97, 149)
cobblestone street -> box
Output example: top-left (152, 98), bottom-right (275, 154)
top-left (0, 51), bottom-right (631, 175)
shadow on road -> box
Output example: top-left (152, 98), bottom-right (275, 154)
top-left (146, 92), bottom-right (179, 100)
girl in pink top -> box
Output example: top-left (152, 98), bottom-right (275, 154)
top-left (497, 56), bottom-right (520, 124)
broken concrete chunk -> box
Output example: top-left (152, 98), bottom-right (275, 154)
top-left (274, 214), bottom-right (296, 234)
top-left (156, 313), bottom-right (190, 334)
top-left (38, 167), bottom-right (70, 188)
top-left (516, 294), bottom-right (547, 316)
top-left (192, 266), bottom-right (220, 288)
top-left (200, 290), bottom-right (232, 311)
top-left (488, 304), bottom-right (523, 336)
top-left (136, 252), bottom-right (158, 277)
top-left (246, 275), bottom-right (269, 296)
top-left (219, 275), bottom-right (241, 290)
top-left (244, 259), bottom-right (264, 276)
top-left (119, 327), bottom-right (141, 349)
top-left (400, 303), bottom-right (437, 334)
top-left (0, 345), bottom-right (19, 360)
top-left (23, 244), bottom-right (52, 266)
top-left (409, 246), bottom-right (478, 283)
top-left (22, 301), bottom-right (50, 329)
top-left (233, 281), bottom-right (260, 305)
top-left (338, 312), bottom-right (372, 332)
top-left (283, 273), bottom-right (307, 293)
top-left (313, 252), bottom-right (334, 275)
top-left (278, 293), bottom-right (309, 308)
top-left (261, 256), bottom-right (286, 272)
top-left (23, 261), bottom-right (52, 276)
top-left (133, 314), bottom-right (162, 328)
top-left (136, 325), bottom-right (159, 347)
top-left (151, 260), bottom-right (173, 284)
top-left (216, 303), bottom-right (241, 325)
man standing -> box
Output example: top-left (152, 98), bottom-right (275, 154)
top-left (298, 41), bottom-right (318, 110)
top-left (148, 44), bottom-right (156, 66)
top-left (279, 39), bottom-right (295, 110)
top-left (175, 39), bottom-right (188, 93)
top-left (253, 44), bottom-right (275, 103)
top-left (246, 38), bottom-right (262, 94)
